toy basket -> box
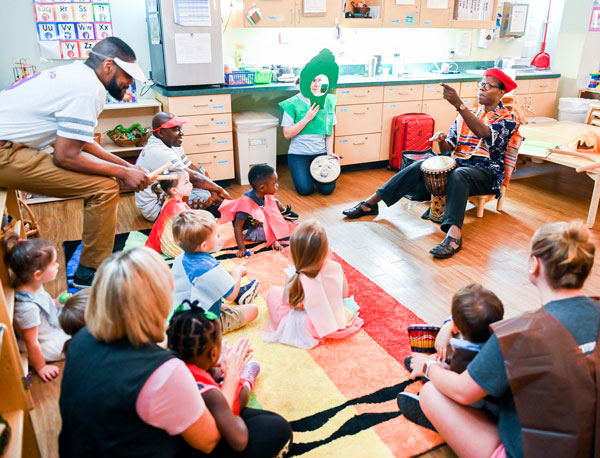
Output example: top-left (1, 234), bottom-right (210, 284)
top-left (225, 71), bottom-right (255, 86)
top-left (106, 123), bottom-right (151, 147)
top-left (241, 67), bottom-right (273, 84)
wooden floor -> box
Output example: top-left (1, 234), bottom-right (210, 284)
top-left (28, 160), bottom-right (600, 458)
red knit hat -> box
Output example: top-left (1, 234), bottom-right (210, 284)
top-left (483, 68), bottom-right (517, 93)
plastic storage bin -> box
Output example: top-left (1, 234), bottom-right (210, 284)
top-left (232, 112), bottom-right (279, 185)
top-left (225, 71), bottom-right (255, 86)
top-left (558, 98), bottom-right (593, 123)
top-left (241, 67), bottom-right (273, 84)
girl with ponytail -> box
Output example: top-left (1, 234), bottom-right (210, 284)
top-left (262, 220), bottom-right (363, 349)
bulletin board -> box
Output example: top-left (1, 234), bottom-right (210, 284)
top-left (33, 0), bottom-right (113, 60)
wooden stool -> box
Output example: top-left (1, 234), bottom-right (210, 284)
top-left (468, 185), bottom-right (506, 218)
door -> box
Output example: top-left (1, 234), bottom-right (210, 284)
top-left (422, 99), bottom-right (458, 135)
top-left (295, 0), bottom-right (340, 26)
top-left (382, 0), bottom-right (420, 27)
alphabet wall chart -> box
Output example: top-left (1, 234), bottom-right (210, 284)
top-left (33, 0), bottom-right (113, 60)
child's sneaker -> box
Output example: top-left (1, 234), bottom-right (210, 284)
top-left (396, 392), bottom-right (436, 431)
top-left (236, 279), bottom-right (259, 304)
top-left (240, 361), bottom-right (261, 390)
top-left (282, 205), bottom-right (298, 221)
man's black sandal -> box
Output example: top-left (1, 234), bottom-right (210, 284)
top-left (430, 235), bottom-right (462, 259)
top-left (342, 201), bottom-right (379, 219)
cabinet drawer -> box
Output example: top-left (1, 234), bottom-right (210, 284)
top-left (529, 78), bottom-right (559, 93)
top-left (336, 103), bottom-right (382, 136)
top-left (182, 132), bottom-right (233, 153)
top-left (514, 79), bottom-right (531, 95)
top-left (380, 101), bottom-right (422, 160)
top-left (460, 82), bottom-right (478, 97)
top-left (422, 82), bottom-right (460, 100)
top-left (188, 150), bottom-right (234, 181)
top-left (182, 114), bottom-right (232, 135)
top-left (383, 84), bottom-right (423, 102)
top-left (165, 94), bottom-right (231, 116)
top-left (336, 86), bottom-right (383, 105)
top-left (335, 133), bottom-right (381, 165)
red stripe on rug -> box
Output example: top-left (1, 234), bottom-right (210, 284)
top-left (331, 252), bottom-right (425, 363)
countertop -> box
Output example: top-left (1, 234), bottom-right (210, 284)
top-left (152, 70), bottom-right (561, 97)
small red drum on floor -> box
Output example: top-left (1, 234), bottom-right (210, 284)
top-left (407, 324), bottom-right (441, 354)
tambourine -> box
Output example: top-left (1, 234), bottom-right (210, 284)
top-left (310, 155), bottom-right (341, 184)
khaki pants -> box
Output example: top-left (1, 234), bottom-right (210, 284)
top-left (0, 142), bottom-right (119, 269)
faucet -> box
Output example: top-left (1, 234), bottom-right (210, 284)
top-left (494, 56), bottom-right (504, 68)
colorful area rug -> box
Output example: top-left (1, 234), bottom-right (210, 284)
top-left (63, 226), bottom-right (444, 457)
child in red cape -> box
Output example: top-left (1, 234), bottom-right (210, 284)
top-left (219, 164), bottom-right (296, 257)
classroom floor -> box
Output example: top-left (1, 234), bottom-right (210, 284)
top-left (30, 160), bottom-right (600, 458)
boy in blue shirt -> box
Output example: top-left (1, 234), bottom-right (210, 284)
top-left (171, 210), bottom-right (259, 333)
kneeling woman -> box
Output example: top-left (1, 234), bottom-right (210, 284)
top-left (279, 76), bottom-right (338, 196)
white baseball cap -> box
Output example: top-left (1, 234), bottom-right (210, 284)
top-left (90, 51), bottom-right (148, 83)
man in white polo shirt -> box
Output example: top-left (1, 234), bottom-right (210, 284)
top-left (135, 112), bottom-right (230, 221)
top-left (0, 37), bottom-right (151, 287)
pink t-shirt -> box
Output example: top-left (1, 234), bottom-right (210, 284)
top-left (136, 358), bottom-right (206, 435)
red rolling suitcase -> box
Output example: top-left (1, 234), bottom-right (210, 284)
top-left (388, 113), bottom-right (435, 170)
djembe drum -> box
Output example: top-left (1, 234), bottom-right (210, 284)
top-left (421, 156), bottom-right (457, 223)
top-left (407, 324), bottom-right (441, 354)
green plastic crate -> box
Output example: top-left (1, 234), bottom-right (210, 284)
top-left (241, 67), bottom-right (272, 84)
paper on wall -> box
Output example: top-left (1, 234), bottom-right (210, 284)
top-left (173, 0), bottom-right (211, 26)
top-left (304, 0), bottom-right (326, 14)
top-left (427, 0), bottom-right (448, 9)
top-left (39, 41), bottom-right (61, 60)
top-left (174, 33), bottom-right (212, 64)
top-left (509, 5), bottom-right (528, 34)
top-left (395, 0), bottom-right (414, 5)
top-left (149, 13), bottom-right (161, 44)
top-left (456, 30), bottom-right (472, 57)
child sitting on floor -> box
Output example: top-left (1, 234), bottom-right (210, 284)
top-left (145, 170), bottom-right (193, 259)
top-left (58, 289), bottom-right (90, 354)
top-left (167, 300), bottom-right (261, 453)
top-left (1, 232), bottom-right (69, 382)
top-left (171, 210), bottom-right (259, 334)
top-left (219, 164), bottom-right (297, 257)
top-left (398, 283), bottom-right (504, 430)
top-left (262, 219), bottom-right (364, 349)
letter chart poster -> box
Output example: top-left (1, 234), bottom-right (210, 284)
top-left (33, 0), bottom-right (113, 60)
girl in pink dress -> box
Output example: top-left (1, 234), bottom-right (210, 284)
top-left (262, 220), bottom-right (364, 349)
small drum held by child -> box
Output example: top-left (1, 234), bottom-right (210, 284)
top-left (407, 324), bottom-right (441, 354)
top-left (421, 156), bottom-right (456, 223)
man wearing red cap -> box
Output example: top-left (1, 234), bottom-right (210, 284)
top-left (343, 68), bottom-right (522, 259)
top-left (135, 112), bottom-right (230, 221)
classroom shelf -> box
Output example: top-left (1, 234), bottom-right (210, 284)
top-left (102, 99), bottom-right (162, 111)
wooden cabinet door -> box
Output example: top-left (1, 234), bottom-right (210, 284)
top-left (336, 103), bottom-right (383, 136)
top-left (380, 101), bottom-right (422, 160)
top-left (529, 78), bottom-right (559, 94)
top-left (528, 93), bottom-right (557, 118)
top-left (382, 0), bottom-right (420, 27)
top-left (337, 86), bottom-right (383, 105)
top-left (182, 114), bottom-right (232, 135)
top-left (422, 82), bottom-right (460, 100)
top-left (188, 151), bottom-right (235, 181)
top-left (296, 0), bottom-right (340, 26)
top-left (182, 132), bottom-right (233, 154)
top-left (383, 84), bottom-right (423, 102)
top-left (335, 133), bottom-right (381, 165)
top-left (422, 99), bottom-right (458, 135)
top-left (514, 79), bottom-right (530, 95)
top-left (460, 82), bottom-right (478, 98)
top-left (419, 0), bottom-right (452, 27)
top-left (244, 0), bottom-right (295, 27)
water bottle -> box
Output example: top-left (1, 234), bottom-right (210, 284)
top-left (392, 53), bottom-right (404, 77)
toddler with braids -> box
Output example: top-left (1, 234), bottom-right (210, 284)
top-left (167, 300), bottom-right (293, 456)
top-left (262, 219), bottom-right (364, 349)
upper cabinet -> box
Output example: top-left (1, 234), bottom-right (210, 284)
top-left (382, 0), bottom-right (420, 28)
top-left (419, 0), bottom-right (453, 28)
top-left (451, 0), bottom-right (498, 29)
top-left (243, 0), bottom-right (497, 27)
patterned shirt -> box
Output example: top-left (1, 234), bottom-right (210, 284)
top-left (445, 102), bottom-right (519, 197)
